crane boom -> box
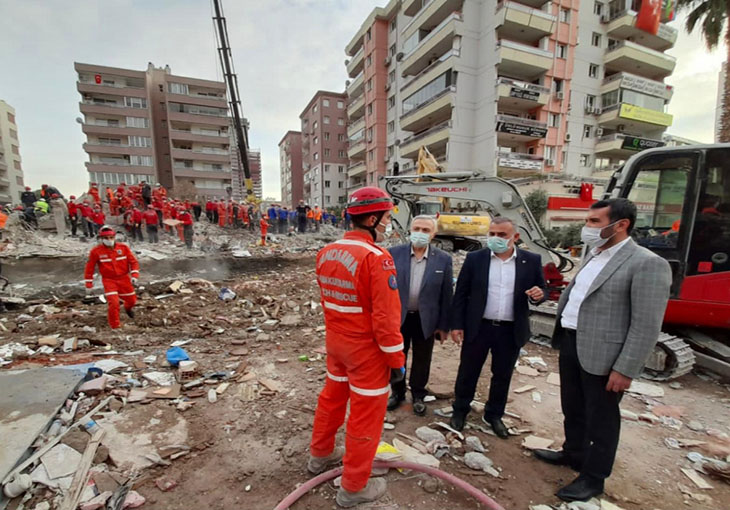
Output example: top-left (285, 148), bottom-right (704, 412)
top-left (212, 0), bottom-right (254, 198)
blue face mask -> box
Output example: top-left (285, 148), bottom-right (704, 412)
top-left (410, 231), bottom-right (431, 247)
top-left (486, 235), bottom-right (511, 254)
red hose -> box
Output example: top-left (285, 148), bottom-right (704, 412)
top-left (273, 460), bottom-right (505, 510)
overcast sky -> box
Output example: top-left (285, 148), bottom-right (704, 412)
top-left (0, 1), bottom-right (724, 200)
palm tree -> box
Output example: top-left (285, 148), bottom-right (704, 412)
top-left (677, 0), bottom-right (730, 141)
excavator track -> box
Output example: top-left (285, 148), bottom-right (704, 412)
top-left (643, 333), bottom-right (696, 381)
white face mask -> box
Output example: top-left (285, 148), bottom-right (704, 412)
top-left (581, 220), bottom-right (619, 248)
top-left (102, 239), bottom-right (115, 247)
top-left (379, 221), bottom-right (392, 236)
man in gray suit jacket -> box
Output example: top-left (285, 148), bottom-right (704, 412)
top-left (387, 215), bottom-right (453, 416)
top-left (534, 198), bottom-right (672, 502)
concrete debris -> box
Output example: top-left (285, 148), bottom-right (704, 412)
top-left (515, 365), bottom-right (540, 377)
top-left (531, 391), bottom-right (542, 403)
top-left (681, 467), bottom-right (713, 489)
top-left (415, 426), bottom-right (446, 443)
top-left (620, 409), bottom-right (638, 421)
top-left (687, 420), bottom-right (705, 432)
top-left (627, 380), bottom-right (664, 398)
top-left (521, 435), bottom-right (554, 450)
top-left (40, 444), bottom-right (82, 479)
top-left (546, 372), bottom-right (561, 386)
top-left (463, 452), bottom-right (499, 476)
top-left (464, 436), bottom-right (486, 453)
top-left (142, 371), bottom-right (176, 386)
top-left (514, 384), bottom-right (536, 394)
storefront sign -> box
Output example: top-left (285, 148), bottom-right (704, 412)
top-left (619, 104), bottom-right (673, 127)
top-left (619, 74), bottom-right (673, 100)
top-left (509, 87), bottom-right (540, 101)
top-left (621, 136), bottom-right (665, 151)
top-left (496, 120), bottom-right (548, 138)
top-left (498, 156), bottom-right (543, 171)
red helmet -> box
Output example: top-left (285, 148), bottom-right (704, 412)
top-left (51, 193), bottom-right (59, 198)
top-left (70, 195), bottom-right (76, 199)
top-left (25, 186), bottom-right (31, 191)
top-left (98, 225), bottom-right (116, 238)
top-left (346, 187), bottom-right (393, 216)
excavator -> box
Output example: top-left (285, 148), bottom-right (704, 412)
top-left (384, 143), bottom-right (730, 380)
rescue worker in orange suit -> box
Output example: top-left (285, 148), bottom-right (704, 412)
top-left (179, 208), bottom-right (194, 248)
top-left (308, 187), bottom-right (406, 507)
top-left (259, 216), bottom-right (269, 245)
top-left (88, 183), bottom-right (101, 204)
top-left (218, 200), bottom-right (227, 228)
top-left (84, 226), bottom-right (140, 329)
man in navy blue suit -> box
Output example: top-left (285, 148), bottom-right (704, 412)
top-left (387, 215), bottom-right (454, 416)
top-left (450, 217), bottom-right (546, 436)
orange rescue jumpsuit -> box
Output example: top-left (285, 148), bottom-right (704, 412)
top-left (218, 202), bottom-right (227, 227)
top-left (310, 230), bottom-right (405, 493)
top-left (84, 243), bottom-right (140, 329)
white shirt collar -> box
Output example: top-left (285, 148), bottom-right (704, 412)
top-left (490, 247), bottom-right (517, 261)
top-left (591, 236), bottom-right (631, 257)
top-left (411, 244), bottom-right (429, 259)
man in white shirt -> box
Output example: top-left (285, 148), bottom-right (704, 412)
top-left (533, 198), bottom-right (672, 503)
top-left (449, 218), bottom-right (546, 435)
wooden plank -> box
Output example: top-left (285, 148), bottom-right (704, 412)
top-left (681, 468), bottom-right (713, 490)
top-left (58, 429), bottom-right (106, 510)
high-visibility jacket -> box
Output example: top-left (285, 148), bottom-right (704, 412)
top-left (314, 208), bottom-right (322, 221)
top-left (34, 200), bottom-right (49, 214)
top-left (316, 230), bottom-right (404, 368)
top-left (84, 243), bottom-right (140, 289)
top-left (307, 209), bottom-right (314, 219)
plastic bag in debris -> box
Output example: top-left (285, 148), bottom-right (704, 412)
top-left (166, 347), bottom-right (190, 367)
top-left (218, 287), bottom-right (237, 301)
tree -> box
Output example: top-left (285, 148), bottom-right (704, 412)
top-left (525, 189), bottom-right (548, 225)
top-left (678, 0), bottom-right (730, 141)
top-left (172, 180), bottom-right (197, 201)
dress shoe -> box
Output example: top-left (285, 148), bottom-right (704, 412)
top-left (449, 412), bottom-right (466, 432)
top-left (533, 449), bottom-right (581, 471)
top-left (387, 394), bottom-right (404, 411)
top-left (412, 398), bottom-right (426, 416)
top-left (482, 416), bottom-right (509, 439)
top-left (556, 475), bottom-right (604, 502)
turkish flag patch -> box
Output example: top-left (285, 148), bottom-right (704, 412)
top-left (382, 258), bottom-right (395, 271)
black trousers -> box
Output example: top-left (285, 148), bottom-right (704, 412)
top-left (132, 224), bottom-right (143, 241)
top-left (193, 206), bottom-right (202, 221)
top-left (391, 312), bottom-right (435, 400)
top-left (146, 225), bottom-right (159, 243)
top-left (453, 320), bottom-right (521, 420)
top-left (70, 215), bottom-right (78, 236)
top-left (559, 329), bottom-right (623, 481)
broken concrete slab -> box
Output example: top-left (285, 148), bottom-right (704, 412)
top-left (628, 380), bottom-right (664, 398)
top-left (78, 376), bottom-right (108, 395)
top-left (0, 367), bottom-right (85, 484)
top-left (521, 435), bottom-right (554, 450)
top-left (40, 443), bottom-right (82, 479)
top-left (515, 365), bottom-right (539, 377)
top-left (546, 372), bottom-right (561, 386)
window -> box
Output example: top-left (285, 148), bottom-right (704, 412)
top-left (324, 115), bottom-right (330, 124)
top-left (313, 121), bottom-right (318, 130)
top-left (324, 132), bottom-right (330, 140)
top-left (367, 78), bottom-right (373, 91)
top-left (324, 149), bottom-right (331, 156)
top-left (325, 196), bottom-right (331, 204)
top-left (367, 28), bottom-right (371, 41)
top-left (389, 70), bottom-right (395, 83)
top-left (367, 127), bottom-right (373, 141)
top-left (388, 121), bottom-right (395, 133)
top-left (390, 44), bottom-right (396, 57)
top-left (402, 70), bottom-right (453, 114)
top-left (168, 82), bottom-right (189, 95)
top-left (591, 32), bottom-right (602, 47)
top-left (337, 100), bottom-right (344, 109)
top-left (130, 155), bottom-right (153, 166)
top-left (339, 182), bottom-right (344, 188)
top-left (16, 176), bottom-right (23, 186)
top-left (388, 96), bottom-right (395, 109)
top-left (368, 150), bottom-right (374, 161)
top-left (366, 55), bottom-right (372, 67)
top-left (589, 64), bottom-right (600, 78)
top-left (9, 129), bottom-right (18, 140)
top-left (548, 113), bottom-right (560, 128)
top-left (583, 125), bottom-right (593, 138)
top-left (390, 20), bottom-right (396, 32)
top-left (14, 161), bottom-right (21, 170)
top-left (98, 137), bottom-right (121, 145)
top-left (325, 180), bottom-right (331, 188)
top-left (313, 136), bottom-right (318, 144)
top-left (387, 145), bottom-right (394, 158)
top-left (337, 133), bottom-right (345, 141)
top-left (324, 164), bottom-right (330, 172)
top-left (559, 9), bottom-right (570, 22)
top-left (339, 150), bottom-right (345, 158)
top-left (314, 152), bottom-right (319, 160)
top-left (554, 79), bottom-right (564, 93)
top-left (128, 136), bottom-right (151, 147)
top-left (579, 154), bottom-right (591, 166)
top-left (323, 99), bottom-right (330, 107)
top-left (7, 112), bottom-right (15, 123)
top-left (313, 104), bottom-right (318, 113)
top-left (585, 94), bottom-right (597, 108)
top-left (11, 145), bottom-right (19, 155)
top-left (557, 44), bottom-right (567, 59)
top-left (367, 103), bottom-right (373, 115)
top-left (124, 97), bottom-right (147, 108)
top-left (593, 2), bottom-right (603, 16)
top-left (338, 165), bottom-right (345, 173)
top-left (545, 146), bottom-right (555, 162)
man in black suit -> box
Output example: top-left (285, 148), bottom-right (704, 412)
top-left (449, 217), bottom-right (546, 436)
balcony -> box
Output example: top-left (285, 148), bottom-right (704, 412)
top-left (166, 92), bottom-right (228, 109)
top-left (348, 162), bottom-right (366, 178)
top-left (81, 123), bottom-right (150, 137)
top-left (400, 121), bottom-right (451, 159)
top-left (347, 117), bottom-right (366, 138)
top-left (594, 133), bottom-right (666, 159)
top-left (604, 41), bottom-right (676, 81)
top-left (495, 1), bottom-right (556, 44)
top-left (168, 110), bottom-right (230, 127)
top-left (496, 77), bottom-right (550, 111)
top-left (347, 138), bottom-right (366, 160)
top-left (401, 50), bottom-right (457, 98)
top-left (171, 148), bottom-right (230, 163)
top-left (346, 47), bottom-right (364, 79)
top-left (83, 143), bottom-right (153, 157)
top-left (496, 151), bottom-right (544, 177)
top-left (601, 71), bottom-right (673, 101)
top-left (496, 40), bottom-right (553, 81)
top-left (401, 12), bottom-right (463, 77)
top-left (598, 103), bottom-right (673, 130)
top-left (347, 94), bottom-right (365, 120)
top-left (77, 81), bottom-right (147, 98)
top-left (173, 167), bottom-right (231, 180)
top-left (403, 0), bottom-right (421, 16)
top-left (496, 114), bottom-right (548, 142)
top-left (400, 86), bottom-right (454, 132)
top-left (170, 129), bottom-right (230, 144)
top-left (85, 162), bottom-right (155, 175)
top-left (79, 101), bottom-right (147, 117)
top-left (347, 72), bottom-right (364, 98)
top-left (604, 10), bottom-right (677, 51)
top-left (402, 0), bottom-right (464, 42)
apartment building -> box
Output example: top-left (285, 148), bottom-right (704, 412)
top-left (76, 62), bottom-right (240, 198)
top-left (344, 0), bottom-right (677, 184)
top-left (279, 131), bottom-right (304, 207)
top-left (0, 100), bottom-right (26, 203)
top-left (715, 63), bottom-right (726, 142)
top-left (248, 149), bottom-right (263, 199)
top-left (300, 91), bottom-right (349, 207)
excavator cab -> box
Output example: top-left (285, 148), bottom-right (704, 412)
top-left (609, 145), bottom-right (730, 349)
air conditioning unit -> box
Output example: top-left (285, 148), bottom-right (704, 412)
top-left (594, 107), bottom-right (602, 115)
top-left (596, 127), bottom-right (604, 136)
top-left (345, 80), bottom-right (351, 87)
top-left (384, 57), bottom-right (392, 66)
top-left (556, 91), bottom-right (564, 100)
top-left (565, 133), bottom-right (571, 141)
top-left (385, 82), bottom-right (391, 91)
top-left (545, 159), bottom-right (555, 167)
top-left (396, 52), bottom-right (405, 62)
top-left (601, 14), bottom-right (610, 23)
top-left (617, 124), bottom-right (626, 132)
top-left (584, 105), bottom-right (594, 113)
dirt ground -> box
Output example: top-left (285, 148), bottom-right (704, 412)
top-left (2, 254), bottom-right (730, 510)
